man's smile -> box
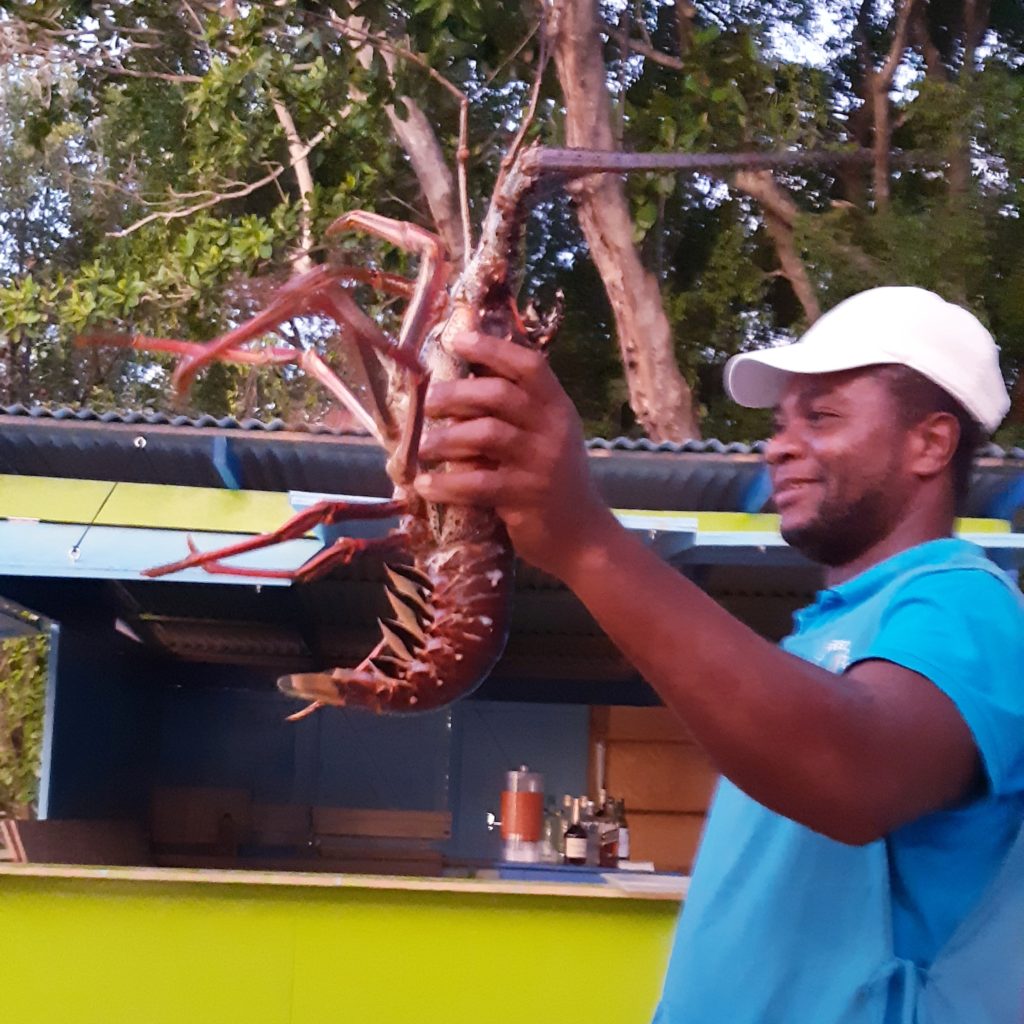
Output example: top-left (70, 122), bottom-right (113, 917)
top-left (772, 477), bottom-right (820, 508)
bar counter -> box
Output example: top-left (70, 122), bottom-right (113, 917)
top-left (0, 863), bottom-right (683, 1024)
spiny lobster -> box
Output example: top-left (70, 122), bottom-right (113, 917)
top-left (79, 135), bottom-right (883, 715)
top-left (80, 146), bottom-right (559, 716)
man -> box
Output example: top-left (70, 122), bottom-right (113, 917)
top-left (415, 286), bottom-right (1024, 1022)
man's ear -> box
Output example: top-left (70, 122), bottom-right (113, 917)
top-left (909, 411), bottom-right (960, 479)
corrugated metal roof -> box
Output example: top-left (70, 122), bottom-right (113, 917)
top-left (3, 403), bottom-right (1021, 519)
top-left (5, 403), bottom-right (1023, 458)
top-left (0, 403), bottom-right (770, 512)
top-left (2, 403), bottom-right (1020, 697)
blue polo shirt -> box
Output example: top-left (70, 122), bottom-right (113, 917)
top-left (653, 539), bottom-right (1024, 1024)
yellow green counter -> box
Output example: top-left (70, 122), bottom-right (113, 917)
top-left (0, 865), bottom-right (681, 1024)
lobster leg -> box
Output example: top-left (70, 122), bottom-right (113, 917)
top-left (326, 212), bottom-right (453, 485)
top-left (78, 329), bottom-right (394, 444)
top-left (326, 212), bottom-right (451, 369)
top-left (165, 264), bottom-right (421, 396)
top-left (143, 497), bottom-right (409, 580)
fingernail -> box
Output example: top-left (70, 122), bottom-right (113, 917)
top-left (414, 473), bottom-right (433, 494)
top-left (424, 381), bottom-right (447, 409)
top-left (453, 331), bottom-right (480, 352)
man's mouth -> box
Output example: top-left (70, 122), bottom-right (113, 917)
top-left (772, 479), bottom-right (818, 507)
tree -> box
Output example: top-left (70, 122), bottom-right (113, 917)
top-left (0, 1), bottom-right (1021, 443)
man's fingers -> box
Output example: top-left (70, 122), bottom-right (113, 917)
top-left (424, 375), bottom-right (533, 428)
top-left (414, 465), bottom-right (532, 508)
top-left (419, 416), bottom-right (522, 465)
top-left (449, 331), bottom-right (559, 397)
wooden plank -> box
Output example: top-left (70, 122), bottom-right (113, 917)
top-left (0, 861), bottom-right (684, 899)
top-left (2, 820), bottom-right (148, 866)
top-left (150, 787), bottom-right (252, 846)
top-left (597, 706), bottom-right (696, 744)
top-left (0, 474), bottom-right (295, 533)
top-left (312, 807), bottom-right (451, 841)
top-left (250, 803), bottom-right (311, 847)
top-left (607, 742), bottom-right (717, 814)
top-left (628, 812), bottom-right (707, 873)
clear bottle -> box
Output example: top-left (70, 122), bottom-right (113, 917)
top-left (542, 800), bottom-right (564, 862)
top-left (561, 793), bottom-right (573, 835)
top-left (563, 798), bottom-right (587, 866)
top-left (615, 797), bottom-right (630, 862)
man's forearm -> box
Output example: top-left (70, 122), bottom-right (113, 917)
top-left (555, 511), bottom-right (959, 843)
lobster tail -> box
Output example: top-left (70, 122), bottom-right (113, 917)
top-left (278, 533), bottom-right (514, 714)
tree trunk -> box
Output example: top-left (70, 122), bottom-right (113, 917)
top-left (947, 0), bottom-right (991, 200)
top-left (734, 170), bottom-right (821, 323)
top-left (675, 0), bottom-right (697, 58)
top-left (866, 0), bottom-right (918, 211)
top-left (341, 16), bottom-right (466, 267)
top-left (553, 0), bottom-right (699, 441)
top-left (383, 101), bottom-right (466, 267)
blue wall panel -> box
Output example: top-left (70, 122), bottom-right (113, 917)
top-left (41, 626), bottom-right (159, 820)
top-left (40, 633), bottom-right (592, 864)
top-left (153, 683), bottom-right (454, 811)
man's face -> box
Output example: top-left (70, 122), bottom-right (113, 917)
top-left (766, 369), bottom-right (913, 567)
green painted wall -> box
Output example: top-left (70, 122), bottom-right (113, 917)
top-left (0, 873), bottom-right (679, 1023)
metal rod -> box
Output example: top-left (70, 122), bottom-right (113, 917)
top-left (523, 146), bottom-right (936, 178)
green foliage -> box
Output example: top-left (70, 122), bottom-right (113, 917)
top-left (0, 0), bottom-right (1022, 444)
top-left (0, 634), bottom-right (48, 818)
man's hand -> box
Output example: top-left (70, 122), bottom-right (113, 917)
top-left (414, 333), bottom-right (984, 844)
top-left (415, 330), bottom-right (618, 581)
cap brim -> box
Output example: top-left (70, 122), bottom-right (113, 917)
top-left (724, 346), bottom-right (884, 409)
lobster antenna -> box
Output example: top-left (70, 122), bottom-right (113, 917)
top-left (500, 14), bottom-right (554, 181)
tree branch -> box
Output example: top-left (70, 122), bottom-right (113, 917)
top-left (601, 19), bottom-right (685, 70)
top-left (870, 0), bottom-right (919, 210)
top-left (734, 169), bottom-right (821, 322)
top-left (330, 13), bottom-right (471, 264)
top-left (108, 124), bottom-right (334, 238)
top-left (270, 96), bottom-right (316, 274)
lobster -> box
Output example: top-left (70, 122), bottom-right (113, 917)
top-left (79, 147), bottom-right (556, 716)
top-left (78, 130), bottom-right (886, 715)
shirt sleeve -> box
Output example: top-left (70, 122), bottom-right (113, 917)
top-left (852, 568), bottom-right (1024, 797)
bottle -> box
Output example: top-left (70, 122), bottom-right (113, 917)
top-left (615, 797), bottom-right (630, 862)
top-left (563, 797), bottom-right (587, 866)
top-left (542, 800), bottom-right (563, 863)
top-left (561, 793), bottom-right (573, 834)
top-left (598, 793), bottom-right (619, 868)
top-left (580, 796), bottom-right (600, 865)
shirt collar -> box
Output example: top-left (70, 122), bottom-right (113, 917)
top-left (799, 538), bottom-right (976, 620)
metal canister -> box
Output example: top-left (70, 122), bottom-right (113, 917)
top-left (499, 765), bottom-right (544, 862)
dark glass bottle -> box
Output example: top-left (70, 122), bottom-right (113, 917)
top-left (563, 797), bottom-right (587, 866)
top-left (598, 794), bottom-right (619, 868)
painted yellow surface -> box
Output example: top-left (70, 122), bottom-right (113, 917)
top-left (2, 474), bottom-right (1010, 537)
top-left (0, 870), bottom-right (678, 1024)
top-left (0, 474), bottom-right (295, 533)
top-left (615, 507), bottom-right (1011, 535)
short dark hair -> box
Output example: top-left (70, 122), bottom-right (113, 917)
top-left (875, 364), bottom-right (982, 506)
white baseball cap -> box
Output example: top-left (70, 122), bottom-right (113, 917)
top-left (724, 286), bottom-right (1010, 433)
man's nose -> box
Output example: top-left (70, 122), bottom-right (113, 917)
top-left (764, 423), bottom-right (801, 465)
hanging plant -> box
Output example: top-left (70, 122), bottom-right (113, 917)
top-left (0, 634), bottom-right (49, 819)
